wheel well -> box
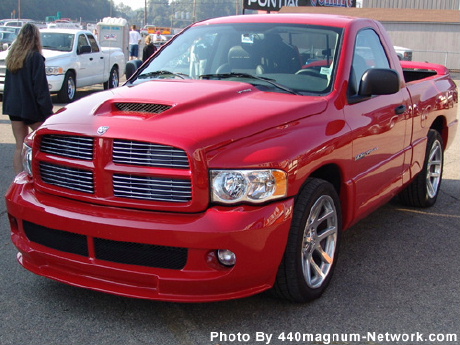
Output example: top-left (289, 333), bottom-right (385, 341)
top-left (308, 164), bottom-right (348, 227)
top-left (310, 164), bottom-right (342, 195)
top-left (430, 116), bottom-right (447, 148)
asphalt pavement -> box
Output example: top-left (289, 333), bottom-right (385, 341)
top-left (0, 86), bottom-right (459, 345)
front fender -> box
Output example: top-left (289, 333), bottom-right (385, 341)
top-left (206, 114), bottom-right (352, 197)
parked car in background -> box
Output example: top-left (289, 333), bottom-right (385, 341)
top-left (394, 45), bottom-right (413, 61)
top-left (0, 28), bottom-right (125, 102)
top-left (0, 19), bottom-right (46, 29)
top-left (0, 31), bottom-right (16, 51)
top-left (1, 26), bottom-right (21, 35)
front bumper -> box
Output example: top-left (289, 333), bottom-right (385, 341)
top-left (46, 74), bottom-right (65, 92)
top-left (6, 174), bottom-right (294, 302)
top-left (0, 74), bottom-right (63, 93)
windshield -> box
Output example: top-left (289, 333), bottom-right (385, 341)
top-left (40, 32), bottom-right (75, 52)
top-left (132, 22), bottom-right (343, 95)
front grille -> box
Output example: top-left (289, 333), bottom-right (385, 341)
top-left (40, 162), bottom-right (94, 194)
top-left (113, 140), bottom-right (189, 168)
top-left (115, 102), bottom-right (172, 114)
top-left (113, 174), bottom-right (192, 202)
top-left (23, 221), bottom-right (188, 270)
top-left (41, 135), bottom-right (94, 160)
top-left (37, 134), bottom-right (194, 206)
top-left (23, 221), bottom-right (89, 256)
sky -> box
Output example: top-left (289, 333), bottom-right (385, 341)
top-left (113, 0), bottom-right (146, 10)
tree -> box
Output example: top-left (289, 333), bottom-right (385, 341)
top-left (148, 0), bottom-right (171, 27)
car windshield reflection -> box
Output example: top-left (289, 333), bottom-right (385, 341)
top-left (133, 23), bottom-right (343, 95)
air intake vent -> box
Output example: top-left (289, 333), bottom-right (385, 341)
top-left (41, 135), bottom-right (94, 160)
top-left (24, 221), bottom-right (89, 257)
top-left (94, 238), bottom-right (188, 269)
top-left (40, 162), bottom-right (94, 194)
top-left (113, 140), bottom-right (189, 169)
top-left (115, 102), bottom-right (172, 114)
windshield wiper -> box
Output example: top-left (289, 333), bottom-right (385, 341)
top-left (199, 72), bottom-right (301, 95)
top-left (138, 70), bottom-right (190, 80)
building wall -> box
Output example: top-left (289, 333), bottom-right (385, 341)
top-left (363, 0), bottom-right (460, 10)
top-left (382, 22), bottom-right (460, 69)
top-left (361, 0), bottom-right (460, 69)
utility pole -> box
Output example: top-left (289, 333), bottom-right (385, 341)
top-left (192, 0), bottom-right (196, 23)
top-left (144, 0), bottom-right (148, 26)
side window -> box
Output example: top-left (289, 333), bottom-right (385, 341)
top-left (87, 34), bottom-right (100, 52)
top-left (77, 34), bottom-right (90, 54)
top-left (350, 29), bottom-right (390, 95)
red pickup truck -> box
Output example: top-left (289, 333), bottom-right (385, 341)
top-left (6, 14), bottom-right (458, 303)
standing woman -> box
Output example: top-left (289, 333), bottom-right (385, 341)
top-left (3, 23), bottom-right (53, 174)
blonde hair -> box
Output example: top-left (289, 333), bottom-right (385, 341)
top-left (6, 23), bottom-right (42, 73)
top-left (145, 35), bottom-right (152, 44)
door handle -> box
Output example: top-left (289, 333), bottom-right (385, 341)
top-left (395, 105), bottom-right (406, 115)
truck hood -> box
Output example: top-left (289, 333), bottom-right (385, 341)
top-left (42, 49), bottom-right (72, 61)
top-left (44, 79), bottom-right (328, 153)
top-left (0, 49), bottom-right (70, 62)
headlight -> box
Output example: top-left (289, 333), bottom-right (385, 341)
top-left (211, 169), bottom-right (287, 204)
top-left (45, 66), bottom-right (64, 75)
top-left (22, 143), bottom-right (33, 176)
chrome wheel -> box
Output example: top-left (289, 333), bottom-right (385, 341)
top-left (58, 72), bottom-right (77, 103)
top-left (272, 178), bottom-right (342, 302)
top-left (301, 195), bottom-right (338, 289)
top-left (67, 75), bottom-right (76, 100)
top-left (110, 68), bottom-right (119, 88)
top-left (104, 67), bottom-right (119, 90)
top-left (399, 130), bottom-right (444, 208)
top-left (426, 139), bottom-right (442, 199)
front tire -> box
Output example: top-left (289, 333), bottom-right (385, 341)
top-left (272, 178), bottom-right (342, 303)
top-left (399, 129), bottom-right (444, 207)
top-left (57, 71), bottom-right (76, 103)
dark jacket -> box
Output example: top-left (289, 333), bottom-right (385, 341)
top-left (142, 43), bottom-right (157, 62)
top-left (3, 51), bottom-right (53, 123)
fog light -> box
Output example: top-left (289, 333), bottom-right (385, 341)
top-left (217, 249), bottom-right (236, 267)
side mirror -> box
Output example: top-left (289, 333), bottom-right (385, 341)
top-left (125, 59), bottom-right (143, 80)
top-left (359, 68), bottom-right (400, 97)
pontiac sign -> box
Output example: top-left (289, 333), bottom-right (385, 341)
top-left (244, 0), bottom-right (356, 12)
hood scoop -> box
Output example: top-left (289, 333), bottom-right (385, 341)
top-left (114, 102), bottom-right (172, 114)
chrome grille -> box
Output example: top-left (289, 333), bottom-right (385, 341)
top-left (113, 174), bottom-right (192, 202)
top-left (113, 140), bottom-right (189, 169)
top-left (41, 135), bottom-right (94, 160)
top-left (40, 162), bottom-right (94, 194)
top-left (115, 102), bottom-right (172, 114)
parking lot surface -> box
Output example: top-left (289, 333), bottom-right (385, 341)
top-left (0, 84), bottom-right (458, 345)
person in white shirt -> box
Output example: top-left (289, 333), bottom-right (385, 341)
top-left (153, 30), bottom-right (166, 43)
top-left (129, 25), bottom-right (142, 60)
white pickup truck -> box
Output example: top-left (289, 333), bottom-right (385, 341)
top-left (0, 28), bottom-right (125, 103)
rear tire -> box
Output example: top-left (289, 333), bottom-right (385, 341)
top-left (271, 178), bottom-right (342, 303)
top-left (103, 66), bottom-right (119, 90)
top-left (399, 129), bottom-right (444, 208)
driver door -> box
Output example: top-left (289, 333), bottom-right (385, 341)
top-left (344, 29), bottom-right (412, 219)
